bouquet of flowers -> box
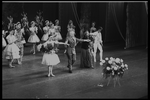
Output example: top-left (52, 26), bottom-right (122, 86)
top-left (37, 42), bottom-right (54, 54)
top-left (100, 57), bottom-right (128, 79)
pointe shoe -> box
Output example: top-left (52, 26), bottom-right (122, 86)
top-left (98, 84), bottom-right (104, 87)
top-left (51, 74), bottom-right (55, 77)
top-left (9, 64), bottom-right (15, 68)
top-left (47, 74), bottom-right (50, 77)
top-left (18, 61), bottom-right (22, 65)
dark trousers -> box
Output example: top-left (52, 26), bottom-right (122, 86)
top-left (66, 53), bottom-right (76, 70)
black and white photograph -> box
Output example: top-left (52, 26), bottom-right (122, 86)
top-left (2, 1), bottom-right (148, 99)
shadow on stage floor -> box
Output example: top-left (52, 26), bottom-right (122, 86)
top-left (2, 42), bottom-right (148, 99)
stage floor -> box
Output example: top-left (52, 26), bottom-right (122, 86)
top-left (2, 43), bottom-right (148, 99)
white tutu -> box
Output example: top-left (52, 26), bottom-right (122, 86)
top-left (2, 37), bottom-right (7, 47)
top-left (28, 34), bottom-right (40, 43)
top-left (42, 53), bottom-right (60, 66)
top-left (41, 33), bottom-right (49, 41)
top-left (54, 32), bottom-right (62, 41)
top-left (3, 43), bottom-right (20, 59)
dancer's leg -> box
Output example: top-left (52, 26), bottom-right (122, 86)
top-left (97, 43), bottom-right (103, 61)
top-left (93, 43), bottom-right (98, 62)
top-left (48, 66), bottom-right (51, 77)
top-left (51, 65), bottom-right (55, 77)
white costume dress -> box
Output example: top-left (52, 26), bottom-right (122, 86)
top-left (4, 34), bottom-right (20, 59)
top-left (41, 41), bottom-right (60, 66)
top-left (54, 25), bottom-right (62, 41)
top-left (41, 26), bottom-right (50, 41)
top-left (28, 26), bottom-right (40, 43)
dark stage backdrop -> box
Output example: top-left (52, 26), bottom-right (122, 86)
top-left (2, 2), bottom-right (147, 48)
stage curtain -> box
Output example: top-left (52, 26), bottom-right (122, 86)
top-left (126, 2), bottom-right (147, 48)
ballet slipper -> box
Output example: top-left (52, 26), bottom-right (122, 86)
top-left (47, 74), bottom-right (50, 77)
top-left (51, 74), bottom-right (55, 77)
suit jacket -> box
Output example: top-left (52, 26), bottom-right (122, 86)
top-left (65, 36), bottom-right (84, 55)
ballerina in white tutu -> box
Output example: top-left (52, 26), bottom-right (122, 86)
top-left (28, 21), bottom-right (40, 54)
top-left (3, 29), bottom-right (21, 68)
top-left (41, 20), bottom-right (50, 43)
top-left (53, 19), bottom-right (62, 51)
top-left (38, 36), bottom-right (69, 77)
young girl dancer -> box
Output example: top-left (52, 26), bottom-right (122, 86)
top-left (14, 22), bottom-right (25, 64)
top-left (3, 29), bottom-right (21, 67)
top-left (41, 20), bottom-right (50, 43)
top-left (28, 21), bottom-right (40, 54)
top-left (54, 19), bottom-right (62, 51)
top-left (38, 36), bottom-right (69, 77)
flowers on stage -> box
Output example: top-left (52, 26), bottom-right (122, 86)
top-left (101, 57), bottom-right (128, 79)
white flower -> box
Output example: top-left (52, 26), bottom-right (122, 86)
top-left (100, 62), bottom-right (103, 66)
top-left (110, 57), bottom-right (113, 60)
top-left (118, 72), bottom-right (120, 74)
top-left (108, 60), bottom-right (112, 64)
top-left (106, 67), bottom-right (110, 70)
top-left (124, 64), bottom-right (128, 67)
top-left (114, 67), bottom-right (118, 70)
top-left (121, 64), bottom-right (124, 68)
top-left (120, 59), bottom-right (123, 62)
top-left (111, 65), bottom-right (114, 69)
top-left (105, 57), bottom-right (109, 60)
top-left (115, 58), bottom-right (120, 63)
top-left (102, 60), bottom-right (105, 63)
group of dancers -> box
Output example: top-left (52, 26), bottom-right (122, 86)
top-left (2, 11), bottom-right (104, 77)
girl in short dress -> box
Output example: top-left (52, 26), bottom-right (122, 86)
top-left (3, 29), bottom-right (21, 68)
top-left (28, 21), bottom-right (40, 54)
top-left (41, 20), bottom-right (50, 43)
top-left (38, 37), bottom-right (69, 77)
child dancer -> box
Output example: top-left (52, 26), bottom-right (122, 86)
top-left (41, 20), bottom-right (50, 43)
top-left (28, 21), bottom-right (40, 54)
top-left (38, 36), bottom-right (69, 77)
top-left (14, 22), bottom-right (25, 64)
top-left (3, 29), bottom-right (21, 67)
top-left (54, 19), bottom-right (62, 51)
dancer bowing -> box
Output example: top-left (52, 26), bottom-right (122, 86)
top-left (28, 21), bottom-right (40, 54)
top-left (90, 27), bottom-right (103, 62)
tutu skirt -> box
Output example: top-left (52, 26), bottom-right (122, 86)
top-left (54, 32), bottom-right (62, 41)
top-left (41, 34), bottom-right (49, 41)
top-left (42, 53), bottom-right (60, 66)
top-left (2, 37), bottom-right (7, 47)
top-left (3, 43), bottom-right (20, 59)
top-left (28, 34), bottom-right (40, 43)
